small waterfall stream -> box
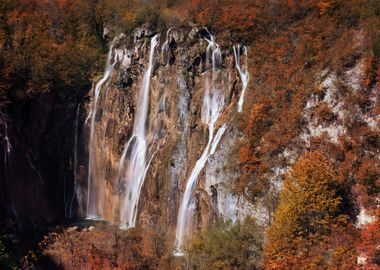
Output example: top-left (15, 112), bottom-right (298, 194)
top-left (118, 34), bottom-right (159, 229)
top-left (3, 123), bottom-right (11, 201)
top-left (161, 28), bottom-right (172, 64)
top-left (174, 33), bottom-right (227, 253)
top-left (86, 34), bottom-right (124, 219)
top-left (233, 45), bottom-right (249, 113)
top-left (3, 122), bottom-right (23, 229)
top-left (69, 104), bottom-right (81, 218)
top-left (4, 123), bottom-right (11, 161)
top-left (3, 122), bottom-right (11, 194)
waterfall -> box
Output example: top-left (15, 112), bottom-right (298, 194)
top-left (69, 104), bottom-right (80, 218)
top-left (3, 122), bottom-right (11, 197)
top-left (3, 123), bottom-right (22, 229)
top-left (4, 123), bottom-right (11, 161)
top-left (233, 45), bottom-right (249, 113)
top-left (86, 34), bottom-right (124, 219)
top-left (3, 122), bottom-right (11, 193)
top-left (174, 34), bottom-right (227, 253)
top-left (118, 34), bottom-right (159, 229)
top-left (161, 28), bottom-right (172, 64)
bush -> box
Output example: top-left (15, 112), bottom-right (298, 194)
top-left (36, 224), bottom-right (170, 270)
top-left (182, 218), bottom-right (264, 270)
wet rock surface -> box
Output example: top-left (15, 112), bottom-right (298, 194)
top-left (78, 25), bottom-right (246, 238)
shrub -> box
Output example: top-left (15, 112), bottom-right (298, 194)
top-left (183, 218), bottom-right (264, 270)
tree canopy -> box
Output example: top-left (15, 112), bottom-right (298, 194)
top-left (265, 151), bottom-right (356, 269)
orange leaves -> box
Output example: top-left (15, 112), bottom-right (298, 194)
top-left (245, 103), bottom-right (265, 136)
top-left (190, 0), bottom-right (259, 32)
top-left (0, 0), bottom-right (103, 98)
top-left (357, 159), bottom-right (380, 188)
top-left (354, 158), bottom-right (380, 210)
top-left (317, 1), bottom-right (334, 15)
top-left (41, 227), bottom-right (168, 270)
top-left (356, 220), bottom-right (380, 269)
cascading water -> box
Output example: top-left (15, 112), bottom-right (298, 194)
top-left (3, 122), bottom-right (11, 192)
top-left (86, 34), bottom-right (124, 219)
top-left (233, 45), bottom-right (249, 113)
top-left (2, 123), bottom-right (22, 229)
top-left (69, 104), bottom-right (80, 218)
top-left (174, 34), bottom-right (227, 253)
top-left (118, 34), bottom-right (159, 229)
top-left (3, 123), bottom-right (11, 162)
top-left (79, 27), bottom-right (238, 240)
top-left (161, 28), bottom-right (172, 64)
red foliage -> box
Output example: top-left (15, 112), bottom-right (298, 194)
top-left (357, 220), bottom-right (380, 269)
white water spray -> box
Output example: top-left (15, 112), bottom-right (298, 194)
top-left (86, 34), bottom-right (124, 219)
top-left (4, 123), bottom-right (11, 158)
top-left (175, 34), bottom-right (227, 253)
top-left (233, 45), bottom-right (249, 113)
top-left (118, 34), bottom-right (159, 229)
top-left (161, 28), bottom-right (172, 64)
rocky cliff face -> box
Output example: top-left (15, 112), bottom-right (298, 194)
top-left (77, 23), bottom-right (379, 243)
top-left (1, 23), bottom-right (377, 244)
top-left (75, 25), bottom-right (262, 240)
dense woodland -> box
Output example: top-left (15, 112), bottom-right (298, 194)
top-left (0, 0), bottom-right (379, 269)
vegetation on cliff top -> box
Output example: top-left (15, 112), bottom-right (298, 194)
top-left (1, 0), bottom-right (379, 99)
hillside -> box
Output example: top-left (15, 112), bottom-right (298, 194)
top-left (0, 1), bottom-right (379, 269)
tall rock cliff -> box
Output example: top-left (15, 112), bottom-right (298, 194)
top-left (77, 26), bottom-right (261, 238)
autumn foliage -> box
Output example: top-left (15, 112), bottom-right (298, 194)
top-left (264, 151), bottom-right (356, 269)
top-left (0, 0), bottom-right (379, 269)
top-left (0, 0), bottom-right (105, 103)
top-left (25, 225), bottom-right (170, 270)
top-left (357, 219), bottom-right (380, 269)
top-left (184, 218), bottom-right (264, 269)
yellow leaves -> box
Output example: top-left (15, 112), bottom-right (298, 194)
top-left (264, 151), bottom-right (345, 268)
top-left (328, 245), bottom-right (357, 270)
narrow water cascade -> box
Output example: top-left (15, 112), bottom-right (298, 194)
top-left (233, 45), bottom-right (249, 113)
top-left (69, 104), bottom-right (81, 218)
top-left (118, 34), bottom-right (159, 229)
top-left (3, 122), bottom-right (12, 198)
top-left (86, 34), bottom-right (124, 219)
top-left (161, 28), bottom-right (172, 64)
top-left (174, 34), bottom-right (227, 253)
top-left (3, 123), bottom-right (11, 164)
top-left (3, 122), bottom-right (23, 230)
